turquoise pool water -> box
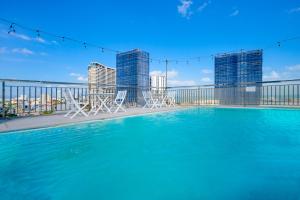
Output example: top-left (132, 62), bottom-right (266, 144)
top-left (1, 108), bottom-right (300, 200)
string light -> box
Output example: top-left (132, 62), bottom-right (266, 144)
top-left (0, 17), bottom-right (299, 64)
top-left (36, 30), bottom-right (40, 37)
top-left (8, 23), bottom-right (15, 34)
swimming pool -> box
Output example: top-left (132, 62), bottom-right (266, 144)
top-left (0, 108), bottom-right (300, 200)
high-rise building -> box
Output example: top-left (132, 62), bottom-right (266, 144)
top-left (150, 75), bottom-right (166, 93)
top-left (116, 49), bottom-right (150, 105)
top-left (214, 50), bottom-right (263, 105)
top-left (88, 62), bottom-right (116, 93)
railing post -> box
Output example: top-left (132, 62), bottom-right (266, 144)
top-left (2, 81), bottom-right (5, 118)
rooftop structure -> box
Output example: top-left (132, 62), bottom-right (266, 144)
top-left (88, 62), bottom-right (116, 93)
top-left (215, 50), bottom-right (263, 105)
top-left (116, 49), bottom-right (150, 105)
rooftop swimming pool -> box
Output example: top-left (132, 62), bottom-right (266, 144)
top-left (0, 108), bottom-right (300, 200)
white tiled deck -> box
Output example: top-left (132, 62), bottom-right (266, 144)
top-left (0, 107), bottom-right (184, 133)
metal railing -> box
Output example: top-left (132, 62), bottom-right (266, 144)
top-left (0, 79), bottom-right (88, 117)
top-left (171, 79), bottom-right (300, 107)
top-left (1, 78), bottom-right (300, 117)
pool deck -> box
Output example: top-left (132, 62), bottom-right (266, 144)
top-left (1, 105), bottom-right (299, 133)
top-left (0, 107), bottom-right (185, 133)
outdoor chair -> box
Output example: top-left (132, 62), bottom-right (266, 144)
top-left (166, 91), bottom-right (176, 107)
top-left (63, 88), bottom-right (89, 119)
top-left (142, 91), bottom-right (159, 109)
top-left (111, 90), bottom-right (127, 113)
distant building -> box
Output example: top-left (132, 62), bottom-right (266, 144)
top-left (116, 49), bottom-right (150, 105)
top-left (215, 50), bottom-right (263, 105)
top-left (88, 62), bottom-right (116, 93)
top-left (150, 75), bottom-right (166, 93)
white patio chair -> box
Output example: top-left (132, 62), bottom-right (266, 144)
top-left (142, 91), bottom-right (159, 109)
top-left (166, 91), bottom-right (176, 107)
top-left (156, 92), bottom-right (168, 108)
top-left (111, 90), bottom-right (127, 113)
top-left (63, 88), bottom-right (89, 119)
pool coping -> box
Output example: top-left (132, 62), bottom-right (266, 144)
top-left (0, 106), bottom-right (194, 134)
top-left (1, 105), bottom-right (300, 134)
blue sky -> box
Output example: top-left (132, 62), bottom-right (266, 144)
top-left (0, 0), bottom-right (300, 86)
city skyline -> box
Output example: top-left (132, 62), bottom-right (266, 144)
top-left (0, 0), bottom-right (300, 86)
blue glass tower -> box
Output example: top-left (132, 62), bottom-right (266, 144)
top-left (215, 50), bottom-right (263, 105)
top-left (116, 49), bottom-right (150, 105)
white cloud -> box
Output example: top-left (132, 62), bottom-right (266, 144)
top-left (200, 77), bottom-right (212, 83)
top-left (263, 70), bottom-right (280, 81)
top-left (35, 37), bottom-right (46, 43)
top-left (150, 69), bottom-right (178, 78)
top-left (52, 40), bottom-right (59, 45)
top-left (151, 69), bottom-right (196, 86)
top-left (230, 9), bottom-right (239, 17)
top-left (263, 64), bottom-right (300, 81)
top-left (287, 64), bottom-right (300, 72)
top-left (69, 73), bottom-right (88, 82)
top-left (10, 32), bottom-right (31, 41)
top-left (288, 7), bottom-right (300, 14)
top-left (198, 0), bottom-right (211, 12)
top-left (168, 80), bottom-right (196, 86)
top-left (0, 47), bottom-right (7, 54)
top-left (0, 46), bottom-right (48, 56)
top-left (177, 0), bottom-right (193, 19)
top-left (150, 70), bottom-right (164, 76)
top-left (201, 69), bottom-right (213, 74)
top-left (281, 64), bottom-right (300, 79)
top-left (12, 48), bottom-right (34, 55)
top-left (168, 70), bottom-right (179, 78)
top-left (70, 72), bottom-right (81, 77)
top-left (7, 31), bottom-right (49, 44)
top-left (77, 76), bottom-right (88, 81)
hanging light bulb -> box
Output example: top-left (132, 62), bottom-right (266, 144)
top-left (36, 30), bottom-right (40, 38)
top-left (8, 23), bottom-right (16, 34)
